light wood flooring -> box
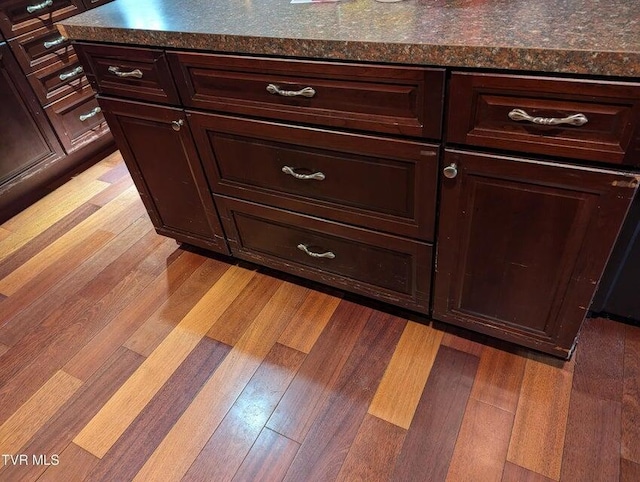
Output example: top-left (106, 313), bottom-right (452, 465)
top-left (0, 152), bottom-right (638, 482)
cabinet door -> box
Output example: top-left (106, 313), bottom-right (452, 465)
top-left (98, 96), bottom-right (229, 254)
top-left (434, 149), bottom-right (638, 357)
top-left (0, 42), bottom-right (62, 184)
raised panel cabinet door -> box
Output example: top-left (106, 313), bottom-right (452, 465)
top-left (98, 96), bottom-right (229, 254)
top-left (0, 41), bottom-right (62, 184)
top-left (434, 149), bottom-right (639, 357)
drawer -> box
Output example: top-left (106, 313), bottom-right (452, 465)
top-left (81, 0), bottom-right (112, 7)
top-left (448, 72), bottom-right (640, 165)
top-left (169, 52), bottom-right (445, 139)
top-left (189, 112), bottom-right (438, 241)
top-left (0, 0), bottom-right (83, 39)
top-left (74, 42), bottom-right (180, 104)
top-left (9, 24), bottom-right (74, 73)
top-left (216, 196), bottom-right (432, 313)
top-left (45, 87), bottom-right (109, 153)
top-left (27, 56), bottom-right (89, 105)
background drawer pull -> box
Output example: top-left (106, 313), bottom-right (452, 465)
top-left (43, 37), bottom-right (65, 49)
top-left (297, 243), bottom-right (335, 259)
top-left (267, 83), bottom-right (316, 98)
top-left (79, 106), bottom-right (101, 122)
top-left (108, 66), bottom-right (144, 79)
top-left (59, 66), bottom-right (84, 81)
top-left (282, 165), bottom-right (325, 181)
top-left (508, 108), bottom-right (588, 126)
top-left (27, 0), bottom-right (53, 13)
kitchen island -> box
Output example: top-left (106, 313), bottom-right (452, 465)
top-left (57, 0), bottom-right (640, 357)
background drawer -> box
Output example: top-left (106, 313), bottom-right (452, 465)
top-left (9, 24), bottom-right (73, 73)
top-left (0, 0), bottom-right (83, 39)
top-left (27, 56), bottom-right (88, 105)
top-left (170, 52), bottom-right (444, 139)
top-left (45, 88), bottom-right (108, 153)
top-left (74, 42), bottom-right (180, 104)
top-left (216, 196), bottom-right (432, 313)
top-left (447, 72), bottom-right (640, 165)
top-left (190, 112), bottom-right (438, 241)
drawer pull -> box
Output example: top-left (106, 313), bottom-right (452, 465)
top-left (108, 66), bottom-right (144, 79)
top-left (79, 106), bottom-right (101, 122)
top-left (43, 37), bottom-right (65, 49)
top-left (508, 108), bottom-right (588, 127)
top-left (171, 119), bottom-right (184, 131)
top-left (26, 0), bottom-right (53, 13)
top-left (297, 243), bottom-right (335, 259)
top-left (266, 83), bottom-right (316, 98)
top-left (282, 166), bottom-right (325, 181)
top-left (59, 66), bottom-right (84, 81)
top-left (443, 163), bottom-right (458, 179)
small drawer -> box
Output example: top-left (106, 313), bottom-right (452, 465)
top-left (447, 72), bottom-right (640, 165)
top-left (27, 56), bottom-right (89, 105)
top-left (74, 42), bottom-right (180, 104)
top-left (45, 87), bottom-right (108, 153)
top-left (0, 0), bottom-right (83, 39)
top-left (9, 24), bottom-right (74, 73)
top-left (169, 52), bottom-right (445, 139)
top-left (216, 196), bottom-right (433, 313)
top-left (81, 0), bottom-right (112, 7)
top-left (189, 111), bottom-right (438, 241)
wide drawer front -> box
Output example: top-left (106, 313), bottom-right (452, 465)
top-left (0, 0), bottom-right (83, 39)
top-left (216, 196), bottom-right (432, 313)
top-left (170, 52), bottom-right (445, 139)
top-left (190, 112), bottom-right (438, 241)
top-left (447, 72), bottom-right (640, 165)
top-left (74, 42), bottom-right (180, 104)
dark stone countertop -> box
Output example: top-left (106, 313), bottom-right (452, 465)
top-left (58, 0), bottom-right (640, 78)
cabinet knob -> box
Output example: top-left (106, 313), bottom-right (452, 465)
top-left (443, 163), bottom-right (458, 179)
top-left (171, 119), bottom-right (185, 131)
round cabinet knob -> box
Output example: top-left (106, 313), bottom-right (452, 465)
top-left (443, 163), bottom-right (458, 179)
top-left (171, 119), bottom-right (185, 131)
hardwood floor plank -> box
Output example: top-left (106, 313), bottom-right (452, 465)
top-left (622, 322), bottom-right (640, 463)
top-left (470, 345), bottom-right (527, 413)
top-left (97, 158), bottom-right (129, 184)
top-left (560, 390), bottom-right (621, 482)
top-left (232, 428), bottom-right (300, 482)
top-left (0, 370), bottom-right (81, 455)
top-left (131, 282), bottom-right (309, 482)
top-left (206, 272), bottom-right (284, 346)
top-left (572, 317), bottom-right (625, 401)
top-left (283, 310), bottom-right (405, 482)
top-left (278, 290), bottom-right (342, 353)
top-left (390, 346), bottom-right (479, 482)
top-left (0, 346), bottom-right (144, 482)
top-left (88, 175), bottom-right (136, 207)
top-left (0, 179), bottom-right (110, 258)
top-left (63, 250), bottom-right (205, 381)
top-left (183, 343), bottom-right (305, 481)
top-left (73, 265), bottom-right (255, 458)
top-left (336, 414), bottom-right (406, 482)
top-left (124, 257), bottom-right (231, 357)
top-left (0, 342), bottom-right (7, 357)
top-left (0, 202), bottom-right (100, 280)
top-left (86, 337), bottom-right (231, 482)
top-left (441, 330), bottom-right (485, 357)
top-left (446, 399), bottom-right (514, 482)
top-left (506, 355), bottom-right (573, 480)
top-left (38, 443), bottom-right (100, 482)
top-left (0, 227), bottom-right (11, 240)
top-left (621, 458), bottom-right (640, 482)
top-left (266, 300), bottom-right (372, 442)
top-left (368, 321), bottom-right (443, 429)
top-left (501, 462), bottom-right (555, 482)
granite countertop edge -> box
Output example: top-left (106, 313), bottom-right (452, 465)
top-left (58, 25), bottom-right (640, 79)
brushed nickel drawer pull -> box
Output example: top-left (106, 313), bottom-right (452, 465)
top-left (108, 66), bottom-right (144, 79)
top-left (59, 66), bottom-right (84, 81)
top-left (79, 106), bottom-right (101, 122)
top-left (266, 84), bottom-right (316, 98)
top-left (297, 244), bottom-right (335, 259)
top-left (43, 36), bottom-right (65, 49)
top-left (282, 166), bottom-right (325, 181)
top-left (171, 119), bottom-right (184, 131)
top-left (27, 0), bottom-right (53, 13)
top-left (508, 108), bottom-right (588, 126)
